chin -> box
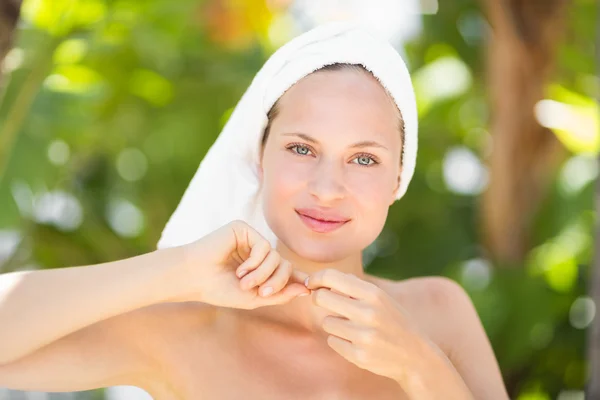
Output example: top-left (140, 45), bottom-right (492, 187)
top-left (270, 220), bottom-right (366, 263)
top-left (287, 237), bottom-right (353, 263)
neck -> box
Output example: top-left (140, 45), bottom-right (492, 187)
top-left (230, 240), bottom-right (366, 334)
top-left (276, 240), bottom-right (366, 277)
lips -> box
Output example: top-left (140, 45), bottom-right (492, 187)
top-left (295, 208), bottom-right (350, 233)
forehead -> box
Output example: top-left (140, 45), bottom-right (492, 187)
top-left (272, 68), bottom-right (401, 139)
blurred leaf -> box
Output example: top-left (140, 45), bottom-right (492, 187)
top-left (22, 0), bottom-right (106, 37)
top-left (537, 84), bottom-right (600, 154)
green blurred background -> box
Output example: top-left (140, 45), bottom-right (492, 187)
top-left (0, 0), bottom-right (597, 399)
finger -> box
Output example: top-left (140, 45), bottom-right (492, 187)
top-left (305, 269), bottom-right (375, 300)
top-left (236, 239), bottom-right (271, 278)
top-left (240, 249), bottom-right (281, 290)
top-left (312, 288), bottom-right (366, 321)
top-left (290, 268), bottom-right (309, 285)
top-left (326, 335), bottom-right (356, 363)
top-left (229, 220), bottom-right (263, 260)
top-left (257, 259), bottom-right (292, 297)
top-left (321, 315), bottom-right (361, 342)
top-left (258, 282), bottom-right (310, 306)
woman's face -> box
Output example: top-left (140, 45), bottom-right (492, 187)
top-left (260, 68), bottom-right (402, 263)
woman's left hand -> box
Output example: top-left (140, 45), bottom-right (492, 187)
top-left (305, 269), bottom-right (455, 387)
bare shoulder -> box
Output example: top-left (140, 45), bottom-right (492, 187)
top-left (126, 301), bottom-right (216, 324)
top-left (391, 275), bottom-right (471, 311)
top-left (122, 301), bottom-right (217, 339)
top-left (367, 275), bottom-right (469, 310)
top-left (99, 300), bottom-right (218, 368)
top-left (368, 275), bottom-right (508, 399)
top-left (367, 275), bottom-right (476, 355)
top-left (117, 302), bottom-right (218, 387)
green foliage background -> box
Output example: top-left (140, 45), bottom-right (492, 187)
top-left (0, 0), bottom-right (597, 398)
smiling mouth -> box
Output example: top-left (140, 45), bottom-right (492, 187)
top-left (295, 211), bottom-right (350, 233)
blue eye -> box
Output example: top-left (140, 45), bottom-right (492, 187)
top-left (288, 144), bottom-right (313, 156)
top-left (352, 155), bottom-right (377, 166)
top-left (286, 144), bottom-right (378, 166)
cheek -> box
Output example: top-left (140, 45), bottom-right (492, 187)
top-left (346, 171), bottom-right (394, 237)
top-left (347, 170), bottom-right (395, 210)
top-left (261, 153), bottom-right (313, 228)
top-left (262, 154), bottom-right (307, 200)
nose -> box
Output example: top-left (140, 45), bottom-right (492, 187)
top-left (307, 159), bottom-right (346, 203)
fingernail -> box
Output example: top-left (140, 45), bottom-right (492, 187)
top-left (304, 277), bottom-right (310, 287)
top-left (237, 269), bottom-right (248, 278)
top-left (260, 286), bottom-right (273, 297)
top-left (298, 292), bottom-right (310, 297)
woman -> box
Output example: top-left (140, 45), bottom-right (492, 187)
top-left (0, 23), bottom-right (508, 399)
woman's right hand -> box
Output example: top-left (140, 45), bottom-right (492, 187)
top-left (165, 220), bottom-right (310, 309)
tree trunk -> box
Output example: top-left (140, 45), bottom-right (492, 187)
top-left (480, 0), bottom-right (570, 265)
top-left (0, 0), bottom-right (21, 72)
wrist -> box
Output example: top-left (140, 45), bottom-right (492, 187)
top-left (147, 245), bottom-right (193, 303)
top-left (395, 337), bottom-right (472, 399)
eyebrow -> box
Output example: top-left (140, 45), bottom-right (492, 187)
top-left (282, 132), bottom-right (389, 150)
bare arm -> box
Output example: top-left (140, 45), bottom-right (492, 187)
top-left (0, 220), bottom-right (307, 393)
top-left (420, 277), bottom-right (509, 399)
top-left (0, 304), bottom-right (166, 392)
top-left (392, 277), bottom-right (508, 399)
top-left (0, 220), bottom-right (308, 394)
top-left (444, 283), bottom-right (509, 399)
top-left (0, 247), bottom-right (181, 365)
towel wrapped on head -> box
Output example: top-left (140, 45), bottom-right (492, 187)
top-left (158, 22), bottom-right (418, 250)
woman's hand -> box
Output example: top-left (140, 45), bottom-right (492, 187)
top-left (306, 269), bottom-right (473, 399)
top-left (165, 220), bottom-right (310, 309)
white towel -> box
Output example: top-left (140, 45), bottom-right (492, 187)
top-left (157, 21), bottom-right (418, 249)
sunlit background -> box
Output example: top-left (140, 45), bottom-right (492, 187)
top-left (0, 0), bottom-right (597, 399)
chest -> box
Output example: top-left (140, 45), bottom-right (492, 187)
top-left (143, 329), bottom-right (409, 400)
